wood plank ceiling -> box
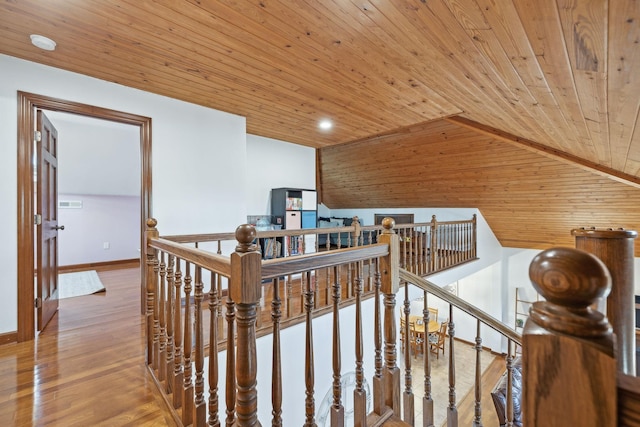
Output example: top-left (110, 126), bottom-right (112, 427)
top-left (1, 1), bottom-right (639, 251)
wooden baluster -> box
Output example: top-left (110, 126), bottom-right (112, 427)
top-left (423, 291), bottom-right (434, 427)
top-left (144, 218), bottom-right (159, 367)
top-left (472, 214), bottom-right (477, 259)
top-left (183, 263), bottom-right (194, 426)
top-left (331, 266), bottom-right (345, 426)
top-left (505, 340), bottom-right (514, 427)
top-left (215, 240), bottom-right (224, 337)
top-left (430, 215), bottom-right (438, 272)
top-left (347, 261), bottom-right (354, 298)
top-left (473, 319), bottom-right (483, 427)
top-left (447, 306), bottom-right (458, 427)
top-left (372, 259), bottom-right (384, 416)
top-left (352, 216), bottom-right (361, 247)
top-left (272, 278), bottom-right (283, 427)
top-left (446, 224), bottom-right (451, 269)
top-left (194, 267), bottom-right (206, 425)
top-left (158, 252), bottom-right (167, 382)
top-left (153, 248), bottom-right (161, 370)
top-left (304, 271), bottom-right (317, 427)
top-left (286, 276), bottom-right (293, 318)
top-left (209, 273), bottom-right (221, 427)
top-left (313, 271), bottom-right (319, 310)
top-left (225, 295), bottom-right (236, 426)
top-left (524, 247), bottom-right (616, 426)
top-left (454, 224), bottom-right (459, 264)
top-left (354, 261), bottom-right (366, 427)
top-left (402, 279), bottom-right (414, 425)
top-left (173, 259), bottom-right (184, 409)
top-left (419, 226), bottom-right (425, 275)
top-left (572, 227), bottom-right (638, 375)
top-left (166, 255), bottom-right (175, 394)
top-left (464, 223), bottom-right (469, 262)
top-left (230, 225), bottom-right (262, 427)
top-left (324, 266), bottom-right (331, 307)
top-left (378, 218), bottom-right (401, 416)
top-left (449, 224), bottom-right (454, 267)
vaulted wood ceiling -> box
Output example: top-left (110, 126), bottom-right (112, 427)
top-left (1, 1), bottom-right (639, 251)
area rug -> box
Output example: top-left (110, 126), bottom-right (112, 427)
top-left (58, 270), bottom-right (106, 299)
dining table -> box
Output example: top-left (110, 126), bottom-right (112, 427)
top-left (402, 314), bottom-right (440, 335)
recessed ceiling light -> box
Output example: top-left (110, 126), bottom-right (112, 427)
top-left (30, 34), bottom-right (57, 51)
top-left (318, 119), bottom-right (333, 131)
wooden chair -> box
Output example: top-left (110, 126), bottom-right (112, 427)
top-left (429, 321), bottom-right (447, 359)
top-left (400, 316), bottom-right (406, 352)
top-left (409, 321), bottom-right (424, 359)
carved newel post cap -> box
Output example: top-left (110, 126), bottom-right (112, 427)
top-left (382, 217), bottom-right (395, 233)
top-left (571, 227), bottom-right (638, 239)
top-left (146, 217), bottom-right (158, 228)
top-left (235, 224), bottom-right (257, 252)
top-left (528, 247), bottom-right (612, 337)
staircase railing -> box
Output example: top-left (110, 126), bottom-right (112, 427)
top-left (397, 269), bottom-right (521, 426)
top-left (145, 218), bottom-right (405, 425)
top-left (144, 215), bottom-right (506, 426)
top-left (144, 216), bottom-right (638, 426)
top-left (161, 214), bottom-right (477, 276)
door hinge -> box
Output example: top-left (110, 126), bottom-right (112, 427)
top-left (34, 297), bottom-right (42, 308)
top-left (34, 130), bottom-right (42, 142)
top-left (34, 214), bottom-right (42, 225)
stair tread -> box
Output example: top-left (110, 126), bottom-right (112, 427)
top-left (380, 416), bottom-right (412, 426)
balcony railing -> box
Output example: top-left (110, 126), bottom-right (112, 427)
top-left (144, 217), bottom-right (639, 426)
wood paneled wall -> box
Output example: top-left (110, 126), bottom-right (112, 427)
top-left (319, 119), bottom-right (640, 256)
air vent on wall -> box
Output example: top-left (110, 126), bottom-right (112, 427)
top-left (58, 200), bottom-right (83, 209)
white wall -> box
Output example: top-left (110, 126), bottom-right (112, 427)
top-left (58, 194), bottom-right (140, 266)
top-left (246, 135), bottom-right (316, 216)
top-left (51, 112), bottom-right (141, 196)
top-left (0, 54), bottom-right (316, 334)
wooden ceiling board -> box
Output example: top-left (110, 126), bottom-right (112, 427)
top-left (1, 0), bottom-right (639, 251)
top-left (319, 120), bottom-right (640, 255)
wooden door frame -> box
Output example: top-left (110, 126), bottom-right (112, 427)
top-left (17, 91), bottom-right (152, 342)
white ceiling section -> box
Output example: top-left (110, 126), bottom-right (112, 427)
top-left (45, 111), bottom-right (140, 197)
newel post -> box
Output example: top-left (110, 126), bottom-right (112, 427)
top-left (572, 227), bottom-right (638, 375)
top-left (377, 218), bottom-right (401, 416)
top-left (523, 247), bottom-right (616, 426)
top-left (144, 218), bottom-right (159, 366)
top-left (230, 224), bottom-right (263, 427)
top-left (352, 216), bottom-right (361, 247)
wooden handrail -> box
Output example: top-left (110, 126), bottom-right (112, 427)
top-left (399, 269), bottom-right (522, 345)
top-left (148, 237), bottom-right (232, 276)
top-left (261, 244), bottom-right (389, 279)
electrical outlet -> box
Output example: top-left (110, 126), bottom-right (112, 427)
top-left (103, 242), bottom-right (110, 249)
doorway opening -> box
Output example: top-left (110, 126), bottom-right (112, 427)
top-left (17, 91), bottom-right (152, 342)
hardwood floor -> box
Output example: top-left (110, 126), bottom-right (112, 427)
top-left (0, 266), bottom-right (506, 426)
top-left (0, 268), bottom-right (173, 426)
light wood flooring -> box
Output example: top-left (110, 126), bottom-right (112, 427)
top-left (0, 267), bottom-right (172, 427)
top-left (0, 267), bottom-right (506, 426)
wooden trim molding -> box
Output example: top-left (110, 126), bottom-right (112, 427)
top-left (0, 331), bottom-right (18, 346)
top-left (16, 91), bottom-right (152, 342)
top-left (58, 258), bottom-right (141, 273)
